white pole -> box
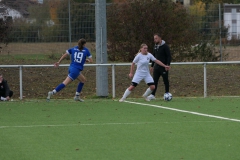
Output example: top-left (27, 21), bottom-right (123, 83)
top-left (101, 27), bottom-right (103, 64)
top-left (112, 65), bottom-right (115, 98)
top-left (204, 63), bottom-right (207, 98)
top-left (68, 0), bottom-right (71, 48)
top-left (19, 66), bottom-right (23, 100)
top-left (219, 3), bottom-right (222, 61)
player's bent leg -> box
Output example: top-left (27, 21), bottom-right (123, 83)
top-left (63, 76), bottom-right (74, 85)
top-left (142, 87), bottom-right (152, 100)
top-left (143, 80), bottom-right (155, 101)
top-left (47, 77), bottom-right (72, 101)
top-left (128, 84), bottom-right (136, 91)
top-left (145, 84), bottom-right (156, 101)
top-left (74, 74), bottom-right (86, 102)
top-left (149, 85), bottom-right (155, 91)
top-left (147, 83), bottom-right (157, 100)
top-left (77, 74), bottom-right (86, 83)
top-left (119, 83), bottom-right (137, 102)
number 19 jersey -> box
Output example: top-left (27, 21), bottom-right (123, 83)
top-left (66, 46), bottom-right (92, 71)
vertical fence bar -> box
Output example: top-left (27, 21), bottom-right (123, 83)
top-left (204, 63), bottom-right (207, 98)
top-left (68, 0), bottom-right (72, 48)
top-left (112, 65), bottom-right (116, 98)
top-left (19, 66), bottom-right (23, 100)
top-left (100, 27), bottom-right (103, 64)
top-left (219, 3), bottom-right (222, 61)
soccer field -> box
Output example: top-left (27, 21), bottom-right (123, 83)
top-left (0, 97), bottom-right (240, 160)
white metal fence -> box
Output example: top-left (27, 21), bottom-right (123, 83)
top-left (1, 61), bottom-right (240, 100)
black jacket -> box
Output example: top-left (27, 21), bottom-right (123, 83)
top-left (151, 40), bottom-right (171, 69)
top-left (0, 79), bottom-right (10, 97)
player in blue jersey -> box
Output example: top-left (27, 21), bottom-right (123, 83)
top-left (47, 38), bottom-right (93, 101)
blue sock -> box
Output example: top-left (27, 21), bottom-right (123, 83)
top-left (77, 82), bottom-right (84, 93)
top-left (55, 83), bottom-right (66, 92)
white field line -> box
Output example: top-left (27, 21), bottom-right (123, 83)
top-left (0, 121), bottom-right (224, 129)
top-left (124, 101), bottom-right (240, 122)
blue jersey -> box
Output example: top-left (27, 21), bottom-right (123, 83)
top-left (66, 46), bottom-right (92, 71)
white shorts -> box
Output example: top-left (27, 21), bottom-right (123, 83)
top-left (132, 72), bottom-right (154, 84)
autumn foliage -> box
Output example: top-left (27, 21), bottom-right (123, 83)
top-left (107, 0), bottom-right (216, 62)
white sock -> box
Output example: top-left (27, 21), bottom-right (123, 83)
top-left (52, 89), bottom-right (57, 94)
top-left (1, 97), bottom-right (7, 101)
top-left (75, 92), bottom-right (80, 96)
top-left (142, 88), bottom-right (152, 97)
top-left (122, 88), bottom-right (131, 99)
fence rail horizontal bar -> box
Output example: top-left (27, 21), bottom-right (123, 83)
top-left (1, 61), bottom-right (240, 68)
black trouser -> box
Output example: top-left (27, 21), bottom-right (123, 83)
top-left (151, 68), bottom-right (169, 96)
top-left (0, 90), bottom-right (13, 98)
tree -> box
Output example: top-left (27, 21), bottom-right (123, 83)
top-left (73, 0), bottom-right (113, 2)
top-left (193, 0), bottom-right (234, 4)
top-left (187, 2), bottom-right (228, 61)
top-left (0, 18), bottom-right (12, 53)
top-left (233, 0), bottom-right (240, 3)
top-left (107, 0), bottom-right (202, 62)
top-left (56, 0), bottom-right (96, 42)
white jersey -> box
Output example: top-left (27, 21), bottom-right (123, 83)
top-left (132, 53), bottom-right (156, 84)
top-left (133, 52), bottom-right (156, 74)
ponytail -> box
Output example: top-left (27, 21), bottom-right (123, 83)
top-left (135, 49), bottom-right (141, 56)
top-left (78, 38), bottom-right (86, 51)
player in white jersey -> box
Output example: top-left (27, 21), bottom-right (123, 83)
top-left (119, 44), bottom-right (170, 102)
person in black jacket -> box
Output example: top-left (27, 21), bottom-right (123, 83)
top-left (147, 33), bottom-right (171, 100)
top-left (0, 74), bottom-right (13, 101)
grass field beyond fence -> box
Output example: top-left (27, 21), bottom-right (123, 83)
top-left (0, 97), bottom-right (240, 160)
top-left (1, 43), bottom-right (240, 61)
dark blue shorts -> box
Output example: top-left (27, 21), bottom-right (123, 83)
top-left (68, 67), bottom-right (81, 80)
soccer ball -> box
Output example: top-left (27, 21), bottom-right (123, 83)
top-left (164, 92), bottom-right (172, 101)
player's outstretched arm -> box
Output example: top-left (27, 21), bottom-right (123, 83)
top-left (54, 53), bottom-right (68, 67)
top-left (86, 58), bottom-right (93, 63)
top-left (129, 62), bottom-right (135, 78)
top-left (154, 59), bottom-right (170, 70)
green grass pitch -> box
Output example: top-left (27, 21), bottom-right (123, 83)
top-left (0, 97), bottom-right (240, 160)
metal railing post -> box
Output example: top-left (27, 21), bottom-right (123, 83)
top-left (219, 3), bottom-right (222, 61)
top-left (68, 0), bottom-right (71, 48)
top-left (19, 65), bottom-right (23, 100)
top-left (112, 64), bottom-right (116, 98)
top-left (204, 63), bottom-right (207, 98)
